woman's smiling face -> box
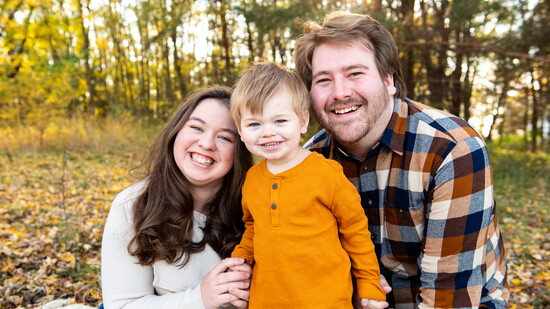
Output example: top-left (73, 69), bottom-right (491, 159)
top-left (173, 98), bottom-right (238, 191)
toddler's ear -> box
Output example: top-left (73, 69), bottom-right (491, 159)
top-left (300, 110), bottom-right (310, 134)
top-left (236, 126), bottom-right (243, 139)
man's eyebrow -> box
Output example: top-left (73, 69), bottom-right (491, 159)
top-left (312, 64), bottom-right (370, 80)
top-left (343, 64), bottom-right (369, 71)
top-left (312, 70), bottom-right (329, 80)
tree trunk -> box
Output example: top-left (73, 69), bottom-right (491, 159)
top-left (487, 80), bottom-right (509, 142)
top-left (523, 86), bottom-right (530, 147)
top-left (372, 0), bottom-right (382, 11)
top-left (171, 27), bottom-right (187, 100)
top-left (245, 20), bottom-right (255, 64)
top-left (8, 6), bottom-right (33, 79)
top-left (218, 0), bottom-right (232, 84)
top-left (462, 58), bottom-right (474, 122)
top-left (420, 0), bottom-right (450, 109)
top-left (77, 0), bottom-right (96, 116)
top-left (450, 51), bottom-right (464, 117)
top-left (529, 67), bottom-right (539, 151)
top-left (162, 39), bottom-right (174, 105)
top-left (400, 0), bottom-right (415, 98)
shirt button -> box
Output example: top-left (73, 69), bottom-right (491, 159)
top-left (399, 209), bottom-right (404, 213)
top-left (363, 166), bottom-right (368, 171)
top-left (371, 235), bottom-right (375, 240)
top-left (272, 183), bottom-right (278, 189)
top-left (271, 203), bottom-right (277, 210)
top-left (368, 200), bottom-right (373, 205)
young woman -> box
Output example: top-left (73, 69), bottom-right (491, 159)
top-left (101, 86), bottom-right (253, 309)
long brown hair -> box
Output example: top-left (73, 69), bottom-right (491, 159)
top-left (294, 11), bottom-right (407, 99)
top-left (128, 86), bottom-right (253, 266)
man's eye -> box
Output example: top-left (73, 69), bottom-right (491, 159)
top-left (315, 78), bottom-right (330, 84)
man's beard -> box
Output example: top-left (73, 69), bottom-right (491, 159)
top-left (314, 90), bottom-right (390, 146)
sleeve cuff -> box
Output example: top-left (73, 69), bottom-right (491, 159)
top-left (357, 280), bottom-right (386, 301)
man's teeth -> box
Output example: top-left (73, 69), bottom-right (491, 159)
top-left (191, 153), bottom-right (213, 165)
top-left (334, 106), bottom-right (359, 114)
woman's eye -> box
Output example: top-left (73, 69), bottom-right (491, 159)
top-left (218, 135), bottom-right (233, 142)
top-left (190, 125), bottom-right (202, 131)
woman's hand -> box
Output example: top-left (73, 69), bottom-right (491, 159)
top-left (201, 258), bottom-right (251, 309)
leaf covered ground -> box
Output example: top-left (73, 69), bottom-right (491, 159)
top-left (0, 148), bottom-right (549, 308)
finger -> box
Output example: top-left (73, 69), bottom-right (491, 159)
top-left (218, 269), bottom-right (250, 283)
top-left (228, 262), bottom-right (252, 274)
top-left (370, 300), bottom-right (389, 309)
top-left (379, 275), bottom-right (392, 294)
top-left (219, 281), bottom-right (250, 298)
top-left (229, 299), bottom-right (249, 309)
top-left (228, 285), bottom-right (250, 301)
top-left (217, 294), bottom-right (241, 307)
top-left (210, 258), bottom-right (247, 275)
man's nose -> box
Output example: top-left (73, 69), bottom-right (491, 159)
top-left (332, 77), bottom-right (353, 101)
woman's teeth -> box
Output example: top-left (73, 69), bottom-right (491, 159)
top-left (191, 153), bottom-right (213, 165)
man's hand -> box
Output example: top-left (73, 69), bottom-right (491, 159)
top-left (360, 298), bottom-right (389, 309)
top-left (380, 274), bottom-right (392, 294)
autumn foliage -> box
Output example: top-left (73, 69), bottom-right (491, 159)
top-left (1, 150), bottom-right (134, 308)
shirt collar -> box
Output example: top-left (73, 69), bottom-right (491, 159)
top-left (379, 98), bottom-right (408, 156)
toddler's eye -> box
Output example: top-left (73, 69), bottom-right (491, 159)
top-left (275, 119), bottom-right (287, 124)
top-left (248, 123), bottom-right (260, 127)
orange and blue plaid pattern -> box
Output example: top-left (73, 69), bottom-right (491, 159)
top-left (305, 98), bottom-right (509, 308)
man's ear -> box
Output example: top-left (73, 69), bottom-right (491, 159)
top-left (300, 110), bottom-right (310, 134)
top-left (385, 74), bottom-right (397, 96)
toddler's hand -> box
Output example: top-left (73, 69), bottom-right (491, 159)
top-left (360, 298), bottom-right (389, 309)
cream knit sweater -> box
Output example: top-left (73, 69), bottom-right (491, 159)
top-left (101, 181), bottom-right (220, 309)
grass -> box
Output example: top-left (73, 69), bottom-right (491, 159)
top-left (488, 143), bottom-right (550, 308)
top-left (0, 119), bottom-right (548, 308)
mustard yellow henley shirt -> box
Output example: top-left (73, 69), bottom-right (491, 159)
top-left (232, 152), bottom-right (385, 308)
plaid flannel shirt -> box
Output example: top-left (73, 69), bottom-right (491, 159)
top-left (305, 98), bottom-right (509, 308)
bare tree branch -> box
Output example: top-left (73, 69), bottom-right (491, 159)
top-left (401, 40), bottom-right (550, 64)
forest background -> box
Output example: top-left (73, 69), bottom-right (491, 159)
top-left (0, 0), bottom-right (549, 308)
